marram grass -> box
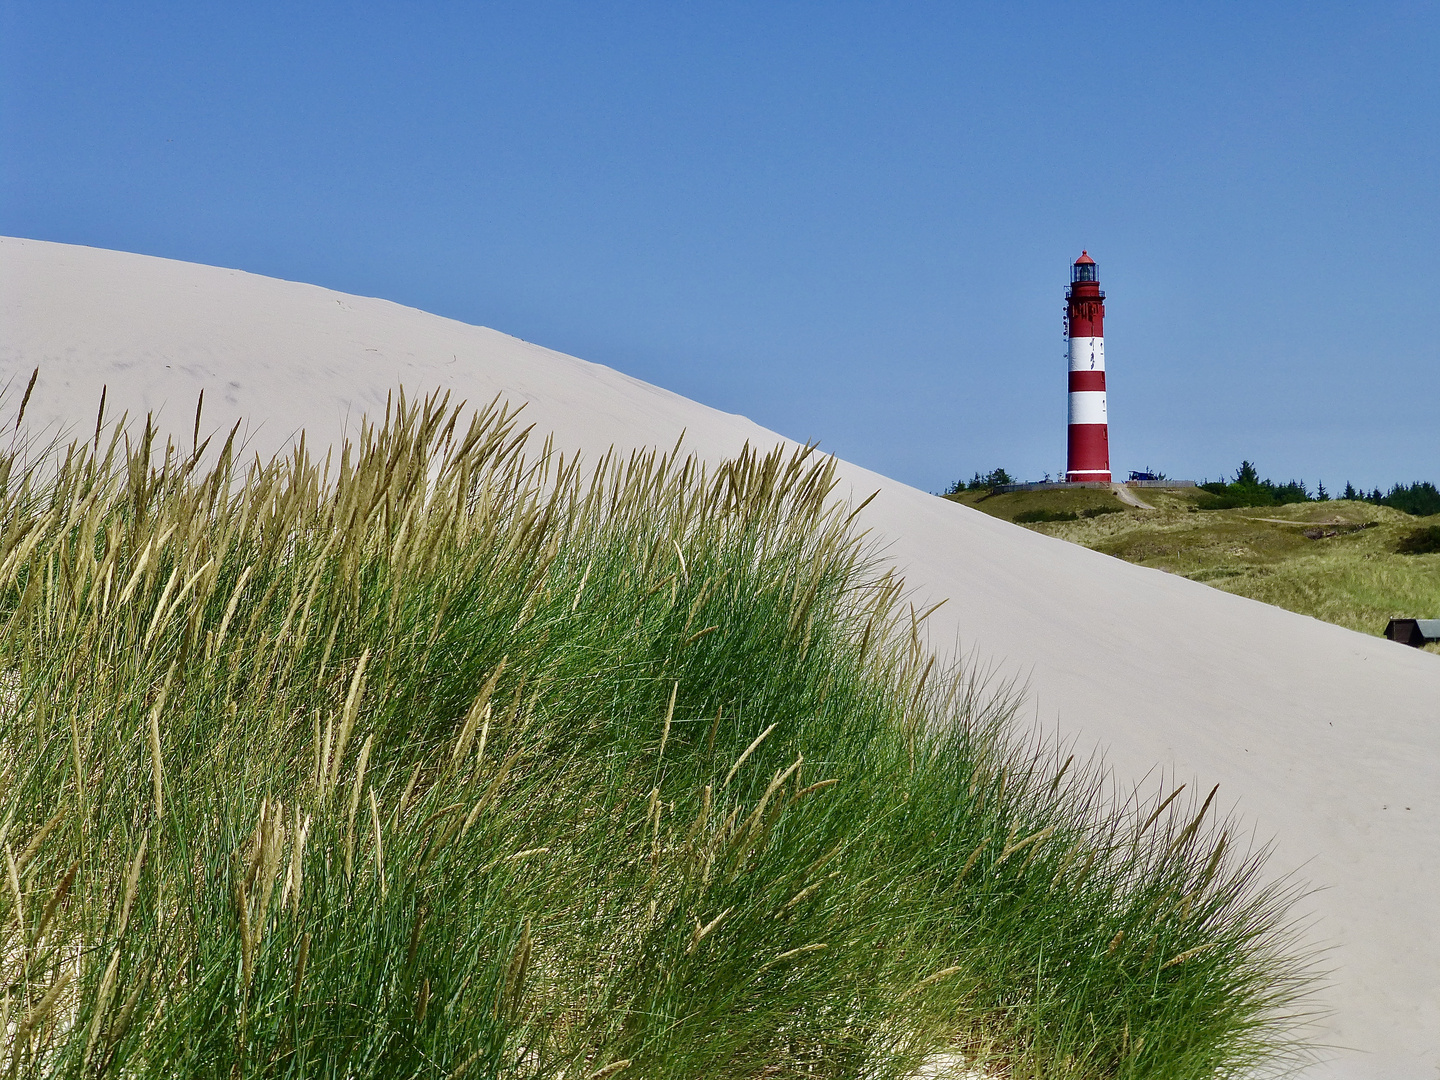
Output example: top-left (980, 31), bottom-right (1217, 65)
top-left (0, 392), bottom-right (1312, 1078)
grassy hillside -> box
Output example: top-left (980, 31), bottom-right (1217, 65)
top-left (0, 399), bottom-right (1309, 1079)
top-left (947, 487), bottom-right (1440, 643)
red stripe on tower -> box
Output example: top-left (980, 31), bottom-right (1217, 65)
top-left (1065, 251), bottom-right (1111, 482)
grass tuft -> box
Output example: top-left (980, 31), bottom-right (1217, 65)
top-left (0, 392), bottom-right (1313, 1077)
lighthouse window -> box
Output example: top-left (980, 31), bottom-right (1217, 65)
top-left (1072, 262), bottom-right (1098, 283)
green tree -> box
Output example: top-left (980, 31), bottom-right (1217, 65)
top-left (1379, 482), bottom-right (1440, 516)
top-left (1200, 462), bottom-right (1311, 508)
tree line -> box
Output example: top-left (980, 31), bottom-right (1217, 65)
top-left (945, 462), bottom-right (1440, 516)
top-left (1200, 462), bottom-right (1440, 514)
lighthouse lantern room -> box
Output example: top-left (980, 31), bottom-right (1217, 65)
top-left (1064, 251), bottom-right (1111, 482)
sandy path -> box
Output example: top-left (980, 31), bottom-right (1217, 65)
top-left (1110, 482), bottom-right (1155, 509)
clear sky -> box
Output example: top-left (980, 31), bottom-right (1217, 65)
top-left (3, 2), bottom-right (1437, 493)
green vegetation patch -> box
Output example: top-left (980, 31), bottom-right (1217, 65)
top-left (945, 485), bottom-right (1129, 523)
top-left (1013, 506), bottom-right (1123, 525)
top-left (1199, 462), bottom-right (1314, 509)
top-left (1013, 508), bottom-right (1078, 523)
top-left (1396, 525), bottom-right (1440, 555)
top-left (964, 482), bottom-right (1440, 637)
top-left (0, 400), bottom-right (1311, 1078)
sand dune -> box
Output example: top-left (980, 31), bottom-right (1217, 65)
top-left (2, 236), bottom-right (1435, 1078)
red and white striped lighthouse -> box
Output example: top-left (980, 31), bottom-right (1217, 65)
top-left (1065, 251), bottom-right (1110, 482)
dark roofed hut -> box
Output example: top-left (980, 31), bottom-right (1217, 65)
top-left (1383, 619), bottom-right (1440, 648)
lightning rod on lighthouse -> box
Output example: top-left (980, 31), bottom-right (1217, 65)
top-left (1065, 251), bottom-right (1111, 483)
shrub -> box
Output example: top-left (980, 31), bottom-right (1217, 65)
top-left (1202, 463), bottom-right (1311, 508)
top-left (945, 468), bottom-right (1015, 495)
top-left (1396, 525), bottom-right (1440, 554)
top-left (1015, 506), bottom-right (1121, 523)
top-left (1014, 509), bottom-right (1078, 523)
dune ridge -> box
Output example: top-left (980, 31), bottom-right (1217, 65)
top-left (2, 236), bottom-right (1436, 1078)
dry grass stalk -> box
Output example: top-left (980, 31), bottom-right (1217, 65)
top-left (253, 803), bottom-right (286, 944)
top-left (345, 735), bottom-right (374, 880)
top-left (586, 1059), bottom-right (632, 1079)
top-left (998, 826), bottom-right (1055, 864)
top-left (234, 854), bottom-right (253, 993)
top-left (900, 965), bottom-right (963, 1000)
top-left (658, 680), bottom-right (677, 760)
top-left (148, 703), bottom-right (164, 820)
top-left (723, 723), bottom-right (778, 787)
top-left (328, 649), bottom-right (372, 796)
top-left (453, 658), bottom-right (506, 767)
top-left (116, 832), bottom-right (148, 941)
top-left (686, 907), bottom-right (731, 954)
top-left (5, 846), bottom-right (24, 931)
top-left (15, 808), bottom-right (65, 873)
top-left (755, 942), bottom-right (827, 978)
top-left (33, 861), bottom-right (78, 944)
top-left (291, 932), bottom-right (311, 1005)
top-left (13, 968), bottom-right (72, 1050)
top-left (957, 837), bottom-right (990, 883)
top-left (82, 948), bottom-right (121, 1066)
top-left (283, 809), bottom-right (310, 915)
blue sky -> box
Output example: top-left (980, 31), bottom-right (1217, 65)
top-left (3, 2), bottom-right (1437, 492)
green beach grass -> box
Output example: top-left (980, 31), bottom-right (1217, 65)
top-left (0, 395), bottom-right (1311, 1078)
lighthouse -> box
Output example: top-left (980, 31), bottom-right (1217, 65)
top-left (1065, 251), bottom-right (1111, 482)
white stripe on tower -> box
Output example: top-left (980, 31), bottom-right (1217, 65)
top-left (1068, 336), bottom-right (1105, 372)
top-left (1068, 391), bottom-right (1107, 426)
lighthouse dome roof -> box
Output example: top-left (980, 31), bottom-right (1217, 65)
top-left (1074, 250), bottom-right (1095, 265)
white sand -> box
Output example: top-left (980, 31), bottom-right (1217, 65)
top-left (2, 236), bottom-right (1436, 1078)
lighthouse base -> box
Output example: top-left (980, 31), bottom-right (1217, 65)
top-left (1066, 423), bottom-right (1110, 483)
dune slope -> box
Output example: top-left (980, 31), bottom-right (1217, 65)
top-left (2, 236), bottom-right (1436, 1078)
